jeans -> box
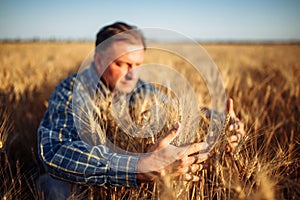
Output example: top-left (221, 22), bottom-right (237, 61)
top-left (35, 174), bottom-right (74, 200)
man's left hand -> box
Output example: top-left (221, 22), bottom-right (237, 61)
top-left (226, 98), bottom-right (245, 152)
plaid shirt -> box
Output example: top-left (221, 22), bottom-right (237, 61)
top-left (38, 64), bottom-right (155, 188)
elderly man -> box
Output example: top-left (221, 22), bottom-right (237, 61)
top-left (37, 22), bottom-right (244, 199)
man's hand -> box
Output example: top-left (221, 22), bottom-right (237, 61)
top-left (226, 98), bottom-right (245, 152)
top-left (137, 123), bottom-right (209, 182)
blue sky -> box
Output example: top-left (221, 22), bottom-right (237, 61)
top-left (1, 0), bottom-right (299, 41)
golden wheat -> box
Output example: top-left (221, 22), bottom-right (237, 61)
top-left (0, 42), bottom-right (299, 199)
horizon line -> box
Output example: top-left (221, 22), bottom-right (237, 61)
top-left (1, 38), bottom-right (300, 44)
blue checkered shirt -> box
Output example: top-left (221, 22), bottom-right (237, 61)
top-left (38, 64), bottom-right (156, 188)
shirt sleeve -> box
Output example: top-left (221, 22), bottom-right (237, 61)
top-left (37, 76), bottom-right (140, 188)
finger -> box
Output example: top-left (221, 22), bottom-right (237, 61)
top-left (183, 142), bottom-right (209, 156)
top-left (187, 155), bottom-right (199, 165)
top-left (156, 122), bottom-right (181, 150)
top-left (226, 98), bottom-right (236, 118)
top-left (228, 124), bottom-right (234, 131)
top-left (179, 156), bottom-right (198, 167)
top-left (194, 153), bottom-right (210, 163)
top-left (177, 154), bottom-right (208, 172)
top-left (228, 120), bottom-right (243, 132)
top-left (236, 122), bottom-right (245, 134)
top-left (183, 174), bottom-right (201, 182)
top-left (178, 152), bottom-right (209, 166)
top-left (229, 135), bottom-right (239, 142)
top-left (231, 142), bottom-right (239, 148)
top-left (190, 163), bottom-right (205, 173)
top-left (233, 123), bottom-right (240, 130)
top-left (230, 130), bottom-right (244, 142)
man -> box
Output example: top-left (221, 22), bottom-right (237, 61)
top-left (37, 22), bottom-right (245, 198)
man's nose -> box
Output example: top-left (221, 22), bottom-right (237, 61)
top-left (125, 66), bottom-right (139, 80)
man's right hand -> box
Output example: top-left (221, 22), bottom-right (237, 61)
top-left (137, 122), bottom-right (210, 182)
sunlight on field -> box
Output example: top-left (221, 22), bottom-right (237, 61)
top-left (0, 42), bottom-right (299, 199)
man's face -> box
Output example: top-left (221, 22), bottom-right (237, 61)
top-left (95, 41), bottom-right (145, 94)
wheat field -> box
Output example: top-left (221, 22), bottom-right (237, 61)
top-left (0, 42), bottom-right (299, 199)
